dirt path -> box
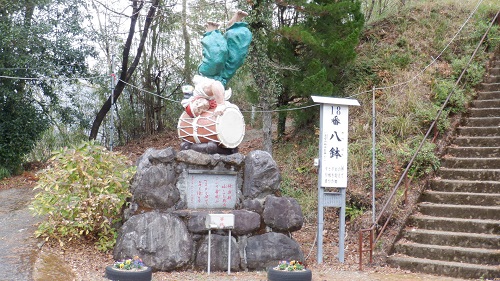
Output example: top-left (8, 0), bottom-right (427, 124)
top-left (0, 186), bottom-right (41, 281)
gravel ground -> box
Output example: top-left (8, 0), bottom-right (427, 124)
top-left (34, 241), bottom-right (470, 281)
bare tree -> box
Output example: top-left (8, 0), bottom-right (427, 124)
top-left (182, 0), bottom-right (192, 85)
top-left (89, 0), bottom-right (160, 140)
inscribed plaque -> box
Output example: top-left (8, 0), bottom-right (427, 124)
top-left (186, 170), bottom-right (237, 209)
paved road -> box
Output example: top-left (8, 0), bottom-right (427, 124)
top-left (0, 187), bottom-right (41, 281)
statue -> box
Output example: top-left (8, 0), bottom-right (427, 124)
top-left (177, 11), bottom-right (252, 154)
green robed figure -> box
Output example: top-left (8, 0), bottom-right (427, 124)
top-left (182, 10), bottom-right (252, 118)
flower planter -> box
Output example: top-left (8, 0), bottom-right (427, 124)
top-left (105, 265), bottom-right (152, 281)
top-left (267, 268), bottom-right (312, 281)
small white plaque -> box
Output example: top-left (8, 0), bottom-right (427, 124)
top-left (205, 214), bottom-right (235, 229)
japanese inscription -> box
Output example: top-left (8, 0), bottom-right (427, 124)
top-left (186, 170), bottom-right (237, 209)
top-left (321, 104), bottom-right (349, 187)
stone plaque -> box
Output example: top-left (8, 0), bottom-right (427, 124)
top-left (186, 170), bottom-right (237, 209)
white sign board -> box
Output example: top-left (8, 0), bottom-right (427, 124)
top-left (312, 95), bottom-right (359, 264)
top-left (320, 104), bottom-right (349, 187)
top-left (205, 214), bottom-right (235, 229)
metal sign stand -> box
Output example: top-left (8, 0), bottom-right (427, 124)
top-left (206, 214), bottom-right (234, 275)
top-left (312, 96), bottom-right (360, 264)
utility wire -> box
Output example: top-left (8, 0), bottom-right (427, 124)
top-left (118, 78), bottom-right (179, 103)
top-left (0, 75), bottom-right (108, 81)
top-left (117, 0), bottom-right (486, 114)
top-left (0, 64), bottom-right (88, 71)
top-left (0, 0), bottom-right (487, 116)
top-left (118, 77), bottom-right (321, 113)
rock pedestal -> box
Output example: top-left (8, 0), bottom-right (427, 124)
top-left (114, 148), bottom-right (304, 272)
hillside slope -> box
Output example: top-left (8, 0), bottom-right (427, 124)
top-left (273, 0), bottom-right (500, 266)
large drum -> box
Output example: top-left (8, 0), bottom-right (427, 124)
top-left (177, 104), bottom-right (245, 148)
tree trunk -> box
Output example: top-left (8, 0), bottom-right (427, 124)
top-left (155, 72), bottom-right (164, 132)
top-left (277, 110), bottom-right (286, 141)
top-left (144, 19), bottom-right (159, 135)
top-left (276, 85), bottom-right (290, 140)
top-left (182, 0), bottom-right (192, 84)
top-left (262, 105), bottom-right (273, 154)
top-left (89, 0), bottom-right (159, 140)
top-left (366, 0), bottom-right (376, 21)
top-left (248, 1), bottom-right (276, 154)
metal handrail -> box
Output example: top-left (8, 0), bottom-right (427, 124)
top-left (358, 10), bottom-right (500, 270)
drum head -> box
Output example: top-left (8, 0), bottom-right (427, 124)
top-left (216, 105), bottom-right (245, 148)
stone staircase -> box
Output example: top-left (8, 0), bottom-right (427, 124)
top-left (387, 52), bottom-right (500, 279)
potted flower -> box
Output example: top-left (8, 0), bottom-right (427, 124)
top-left (105, 256), bottom-right (152, 281)
top-left (267, 260), bottom-right (312, 281)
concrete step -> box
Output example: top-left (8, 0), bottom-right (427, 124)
top-left (388, 54), bottom-right (500, 280)
top-left (463, 117), bottom-right (500, 127)
top-left (484, 74), bottom-right (500, 83)
top-left (488, 67), bottom-right (500, 76)
top-left (408, 215), bottom-right (499, 234)
top-left (441, 157), bottom-right (500, 169)
top-left (429, 179), bottom-right (500, 193)
top-left (418, 203), bottom-right (500, 220)
top-left (471, 99), bottom-right (500, 108)
top-left (478, 83), bottom-right (500, 93)
top-left (393, 241), bottom-right (500, 265)
top-left (446, 146), bottom-right (500, 157)
top-left (437, 167), bottom-right (500, 181)
top-left (468, 107), bottom-right (500, 117)
top-left (387, 255), bottom-right (500, 279)
top-left (456, 126), bottom-right (500, 137)
top-left (420, 190), bottom-right (500, 206)
top-left (452, 136), bottom-right (500, 147)
top-left (403, 229), bottom-right (500, 249)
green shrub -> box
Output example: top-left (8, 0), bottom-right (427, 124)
top-left (25, 127), bottom-right (88, 164)
top-left (398, 138), bottom-right (440, 178)
top-left (279, 180), bottom-right (317, 221)
top-left (414, 102), bottom-right (451, 134)
top-left (346, 203), bottom-right (365, 220)
top-left (0, 97), bottom-right (49, 175)
top-left (451, 57), bottom-right (486, 87)
top-left (432, 79), bottom-right (468, 114)
top-left (30, 141), bottom-right (136, 251)
top-left (0, 166), bottom-right (10, 181)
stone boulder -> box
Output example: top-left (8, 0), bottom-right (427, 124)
top-left (243, 150), bottom-right (281, 199)
top-left (131, 165), bottom-right (179, 210)
top-left (232, 210), bottom-right (261, 236)
top-left (263, 195), bottom-right (304, 232)
top-left (185, 211), bottom-right (210, 234)
top-left (241, 198), bottom-right (264, 214)
top-left (136, 147), bottom-right (176, 169)
top-left (195, 234), bottom-right (240, 271)
top-left (115, 148), bottom-right (305, 273)
top-left (131, 148), bottom-right (179, 209)
top-left (245, 232), bottom-right (304, 270)
top-left (113, 211), bottom-right (193, 271)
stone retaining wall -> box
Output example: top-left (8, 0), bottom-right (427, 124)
top-left (113, 147), bottom-right (305, 272)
